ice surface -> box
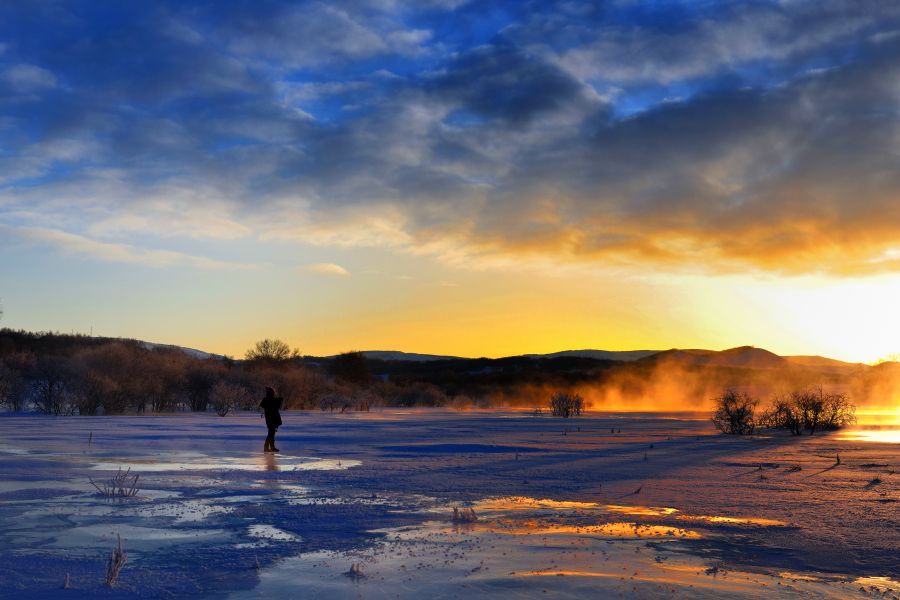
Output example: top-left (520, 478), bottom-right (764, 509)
top-left (0, 410), bottom-right (897, 599)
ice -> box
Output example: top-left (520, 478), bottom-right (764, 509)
top-left (1, 410), bottom-right (897, 598)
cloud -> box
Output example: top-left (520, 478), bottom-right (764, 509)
top-left (541, 1), bottom-right (896, 86)
top-left (305, 262), bottom-right (350, 276)
top-left (3, 1), bottom-right (900, 277)
top-left (1, 225), bottom-right (256, 270)
top-left (3, 63), bottom-right (56, 91)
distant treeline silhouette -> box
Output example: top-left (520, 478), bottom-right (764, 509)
top-left (0, 329), bottom-right (896, 414)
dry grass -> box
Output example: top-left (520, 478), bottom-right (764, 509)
top-left (452, 507), bottom-right (478, 523)
top-left (344, 563), bottom-right (366, 580)
top-left (89, 467), bottom-right (140, 498)
top-left (105, 534), bottom-right (127, 587)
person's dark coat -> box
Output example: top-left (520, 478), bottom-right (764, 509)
top-left (260, 396), bottom-right (283, 428)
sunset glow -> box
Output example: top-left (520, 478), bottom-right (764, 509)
top-left (1, 2), bottom-right (898, 363)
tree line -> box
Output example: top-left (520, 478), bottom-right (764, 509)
top-left (0, 331), bottom-right (481, 415)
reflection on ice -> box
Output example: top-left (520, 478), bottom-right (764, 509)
top-left (471, 496), bottom-right (784, 528)
top-left (677, 515), bottom-right (786, 526)
top-left (474, 496), bottom-right (678, 516)
top-left (854, 576), bottom-right (900, 593)
top-left (476, 519), bottom-right (701, 539)
top-left (91, 453), bottom-right (360, 472)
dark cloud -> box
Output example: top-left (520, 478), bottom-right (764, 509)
top-left (2, 0), bottom-right (900, 275)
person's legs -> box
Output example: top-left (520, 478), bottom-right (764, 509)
top-left (264, 427), bottom-right (275, 452)
top-left (270, 427), bottom-right (279, 452)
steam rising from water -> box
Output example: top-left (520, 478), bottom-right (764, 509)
top-left (491, 358), bottom-right (900, 412)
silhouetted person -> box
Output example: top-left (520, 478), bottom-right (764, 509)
top-left (260, 386), bottom-right (283, 453)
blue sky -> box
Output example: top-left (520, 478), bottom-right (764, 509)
top-left (1, 1), bottom-right (899, 360)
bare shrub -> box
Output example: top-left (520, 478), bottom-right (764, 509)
top-left (90, 468), bottom-right (140, 498)
top-left (319, 393), bottom-right (352, 412)
top-left (761, 388), bottom-right (856, 435)
top-left (550, 391), bottom-right (583, 418)
top-left (711, 389), bottom-right (757, 435)
top-left (394, 382), bottom-right (447, 407)
top-left (105, 534), bottom-right (127, 587)
top-left (761, 397), bottom-right (803, 435)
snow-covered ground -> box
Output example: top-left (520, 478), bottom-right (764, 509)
top-left (0, 410), bottom-right (897, 599)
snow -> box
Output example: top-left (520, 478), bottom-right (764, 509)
top-left (0, 410), bottom-right (897, 598)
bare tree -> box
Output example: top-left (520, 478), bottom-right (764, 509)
top-left (711, 389), bottom-right (757, 435)
top-left (245, 339), bottom-right (300, 363)
top-left (32, 355), bottom-right (75, 415)
top-left (820, 392), bottom-right (856, 430)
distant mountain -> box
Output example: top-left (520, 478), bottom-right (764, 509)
top-left (356, 349), bottom-right (662, 362)
top-left (140, 341), bottom-right (226, 361)
top-left (355, 350), bottom-right (464, 362)
top-left (643, 346), bottom-right (787, 369)
top-left (783, 355), bottom-right (863, 370)
top-left (520, 349), bottom-right (660, 361)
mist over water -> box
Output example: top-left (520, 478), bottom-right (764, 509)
top-left (481, 354), bottom-right (900, 427)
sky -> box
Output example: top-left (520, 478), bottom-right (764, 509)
top-left (1, 0), bottom-right (899, 362)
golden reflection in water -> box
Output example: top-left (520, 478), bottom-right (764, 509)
top-left (475, 497), bottom-right (679, 517)
top-left (519, 570), bottom-right (620, 578)
top-left (836, 428), bottom-right (900, 444)
top-left (472, 518), bottom-right (701, 539)
top-left (605, 504), bottom-right (678, 517)
top-left (475, 497), bottom-right (601, 510)
top-left (854, 577), bottom-right (900, 592)
top-left (677, 515), bottom-right (786, 526)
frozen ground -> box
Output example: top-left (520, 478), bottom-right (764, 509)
top-left (0, 410), bottom-right (897, 599)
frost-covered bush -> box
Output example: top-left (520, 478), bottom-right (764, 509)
top-left (711, 389), bottom-right (757, 435)
top-left (550, 391), bottom-right (583, 418)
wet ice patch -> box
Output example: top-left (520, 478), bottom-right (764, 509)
top-left (91, 453), bottom-right (360, 472)
top-left (48, 523), bottom-right (230, 551)
top-left (247, 524), bottom-right (301, 542)
top-left (232, 520), bottom-right (862, 600)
